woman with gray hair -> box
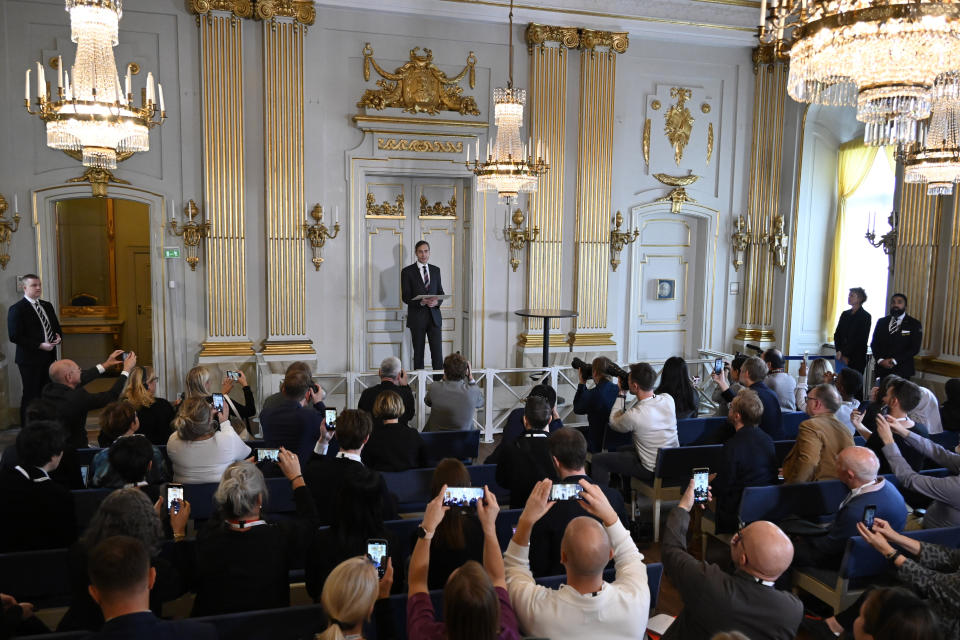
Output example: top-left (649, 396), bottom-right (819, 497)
top-left (57, 488), bottom-right (190, 631)
top-left (166, 396), bottom-right (251, 484)
top-left (192, 449), bottom-right (318, 616)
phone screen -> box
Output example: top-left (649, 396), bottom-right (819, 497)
top-left (367, 540), bottom-right (388, 578)
top-left (442, 486), bottom-right (484, 508)
top-left (228, 371), bottom-right (240, 381)
top-left (167, 484), bottom-right (184, 514)
top-left (693, 468), bottom-right (709, 504)
top-left (80, 465), bottom-right (89, 488)
top-left (549, 483), bottom-right (584, 501)
top-left (212, 393), bottom-right (224, 410)
top-left (325, 408), bottom-right (337, 429)
top-left (713, 358), bottom-right (723, 375)
top-left (257, 448), bottom-right (280, 463)
top-left (862, 504), bottom-right (877, 528)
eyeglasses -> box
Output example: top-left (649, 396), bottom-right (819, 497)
top-left (732, 522), bottom-right (753, 566)
top-left (805, 395), bottom-right (819, 404)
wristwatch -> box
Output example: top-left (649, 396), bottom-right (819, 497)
top-left (886, 550), bottom-right (902, 563)
top-left (416, 526), bottom-right (434, 540)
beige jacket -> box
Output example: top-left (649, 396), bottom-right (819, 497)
top-left (782, 414), bottom-right (855, 483)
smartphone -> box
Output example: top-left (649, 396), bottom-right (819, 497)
top-left (442, 486), bottom-right (485, 508)
top-left (212, 393), bottom-right (224, 410)
top-left (713, 357), bottom-right (723, 375)
top-left (803, 351), bottom-right (809, 368)
top-left (693, 467), bottom-right (710, 504)
top-left (862, 504), bottom-right (877, 529)
top-left (367, 539), bottom-right (388, 579)
top-left (120, 351), bottom-right (130, 361)
top-left (80, 465), bottom-right (90, 488)
top-left (178, 391), bottom-right (185, 402)
top-left (257, 448), bottom-right (280, 463)
top-left (325, 407), bottom-right (337, 430)
top-left (167, 483), bottom-right (184, 514)
top-left (549, 483), bottom-right (584, 501)
top-left (880, 405), bottom-right (890, 416)
top-left (227, 370), bottom-right (240, 381)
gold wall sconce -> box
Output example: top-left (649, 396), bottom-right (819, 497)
top-left (303, 204), bottom-right (341, 271)
top-left (766, 214), bottom-right (788, 272)
top-left (731, 214), bottom-right (750, 272)
top-left (0, 194), bottom-right (22, 270)
top-left (608, 210), bottom-right (638, 271)
top-left (169, 199), bottom-right (210, 271)
top-left (505, 208), bottom-right (538, 272)
top-left (865, 209), bottom-right (898, 263)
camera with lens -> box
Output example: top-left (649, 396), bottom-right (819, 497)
top-left (606, 362), bottom-right (630, 387)
top-left (571, 357), bottom-right (593, 379)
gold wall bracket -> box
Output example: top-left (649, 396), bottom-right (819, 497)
top-left (766, 214), bottom-right (788, 272)
top-left (731, 214), bottom-right (750, 272)
top-left (0, 194), bottom-right (21, 270)
top-left (608, 210), bottom-right (638, 271)
top-left (303, 204), bottom-right (340, 271)
top-left (866, 208), bottom-right (899, 268)
top-left (169, 199), bottom-right (211, 271)
top-left (505, 208), bottom-right (539, 272)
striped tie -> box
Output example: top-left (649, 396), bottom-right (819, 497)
top-left (34, 302), bottom-right (53, 342)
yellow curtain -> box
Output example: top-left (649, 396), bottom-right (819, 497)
top-left (882, 145), bottom-right (896, 173)
top-left (824, 139), bottom-right (879, 335)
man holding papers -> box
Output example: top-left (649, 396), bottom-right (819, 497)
top-left (401, 240), bottom-right (445, 370)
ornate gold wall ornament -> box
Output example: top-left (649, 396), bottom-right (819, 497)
top-left (377, 138), bottom-right (463, 153)
top-left (254, 0), bottom-right (315, 24)
top-left (169, 199), bottom-right (211, 271)
top-left (525, 23), bottom-right (580, 51)
top-left (653, 173), bottom-right (699, 187)
top-left (303, 205), bottom-right (340, 270)
top-left (653, 173), bottom-right (700, 214)
top-left (642, 118), bottom-right (651, 170)
top-left (700, 102), bottom-right (711, 114)
top-left (731, 214), bottom-right (750, 271)
top-left (66, 167), bottom-right (131, 198)
top-left (505, 208), bottom-right (539, 272)
top-left (651, 99), bottom-right (661, 110)
top-left (186, 0), bottom-right (253, 18)
top-left (608, 210), bottom-right (639, 271)
top-left (579, 29), bottom-right (629, 54)
top-left (0, 195), bottom-right (21, 270)
top-left (366, 192), bottom-right (404, 217)
top-left (706, 122), bottom-right (714, 165)
top-left (664, 87), bottom-right (694, 166)
top-left (766, 214), bottom-right (788, 271)
top-left (419, 192), bottom-right (457, 217)
top-left (358, 44), bottom-right (480, 116)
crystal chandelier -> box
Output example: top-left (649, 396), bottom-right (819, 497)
top-left (24, 0), bottom-right (166, 169)
top-left (759, 1), bottom-right (960, 147)
top-left (905, 72), bottom-right (960, 195)
top-left (466, 0), bottom-right (548, 202)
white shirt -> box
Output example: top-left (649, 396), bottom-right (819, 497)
top-left (835, 399), bottom-right (861, 436)
top-left (418, 262), bottom-right (430, 283)
top-left (166, 425), bottom-right (252, 484)
top-left (910, 386), bottom-right (943, 435)
top-left (609, 394), bottom-right (679, 472)
top-left (504, 520), bottom-right (650, 640)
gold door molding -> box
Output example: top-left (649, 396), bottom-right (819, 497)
top-left (940, 195), bottom-right (960, 358)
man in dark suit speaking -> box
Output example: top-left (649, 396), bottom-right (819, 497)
top-left (7, 274), bottom-right (62, 426)
top-left (400, 240), bottom-right (444, 370)
top-left (870, 292), bottom-right (922, 380)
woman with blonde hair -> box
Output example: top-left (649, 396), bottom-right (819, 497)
top-left (316, 557), bottom-right (392, 640)
top-left (123, 365), bottom-right (177, 445)
top-left (166, 396), bottom-right (251, 484)
top-left (795, 357), bottom-right (835, 412)
top-left (361, 390), bottom-right (428, 471)
top-left (185, 365), bottom-right (257, 439)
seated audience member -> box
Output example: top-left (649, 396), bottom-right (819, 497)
top-left (303, 409), bottom-right (397, 525)
top-left (941, 378), bottom-right (960, 432)
top-left (714, 356), bottom-right (785, 440)
top-left (185, 365), bottom-right (256, 439)
top-left (712, 354), bottom-right (746, 417)
top-left (763, 348), bottom-right (797, 411)
top-left (316, 558), bottom-right (393, 640)
top-left (166, 396), bottom-right (251, 484)
top-left (306, 468), bottom-right (403, 600)
top-left (789, 446), bottom-right (906, 568)
top-left (193, 453), bottom-right (316, 616)
top-left (424, 353), bottom-right (484, 432)
top-left (590, 363), bottom-right (678, 487)
top-left (527, 429), bottom-right (626, 577)
top-left (782, 384), bottom-right (855, 483)
top-left (835, 368), bottom-right (865, 434)
top-left (92, 435), bottom-right (163, 498)
top-left (854, 378), bottom-right (930, 474)
top-left (87, 536), bottom-right (215, 640)
top-left (861, 374), bottom-right (901, 435)
top-left (854, 587), bottom-right (943, 640)
top-left (58, 488), bottom-right (189, 632)
top-left (910, 384), bottom-right (944, 435)
top-left (794, 358), bottom-right (834, 413)
top-left (655, 356), bottom-right (699, 419)
top-left (573, 356), bottom-right (621, 453)
top-left (407, 487), bottom-right (521, 640)
top-left (358, 356), bottom-right (415, 423)
top-left (362, 390), bottom-right (427, 471)
top-left (261, 361), bottom-right (325, 413)
top-left (487, 383), bottom-right (562, 464)
top-left (1, 592), bottom-right (47, 638)
top-left (504, 479), bottom-right (648, 640)
top-left (712, 389), bottom-right (779, 533)
top-left (0, 421), bottom-right (76, 552)
top-left (259, 366), bottom-right (327, 465)
top-left (662, 480), bottom-right (802, 640)
top-left (122, 365), bottom-right (177, 446)
top-left (91, 401), bottom-right (167, 487)
top-left (876, 417), bottom-right (960, 528)
top-left (42, 349), bottom-right (136, 449)
top-left (495, 395), bottom-right (558, 508)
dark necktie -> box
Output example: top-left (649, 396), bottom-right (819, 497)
top-left (422, 265), bottom-right (429, 288)
top-left (34, 302), bottom-right (53, 342)
top-left (889, 317), bottom-right (901, 334)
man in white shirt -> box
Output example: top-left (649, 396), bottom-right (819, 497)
top-left (762, 348), bottom-right (797, 411)
top-left (590, 362), bottom-right (678, 486)
top-left (504, 479), bottom-right (650, 640)
top-left (834, 368), bottom-right (864, 435)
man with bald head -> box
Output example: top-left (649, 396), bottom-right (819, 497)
top-left (791, 446), bottom-right (907, 568)
top-left (41, 350), bottom-right (136, 450)
top-left (504, 479), bottom-right (649, 640)
top-left (662, 479), bottom-right (802, 640)
top-left (782, 383), bottom-right (854, 483)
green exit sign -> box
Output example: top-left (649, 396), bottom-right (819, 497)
top-left (163, 248), bottom-right (181, 259)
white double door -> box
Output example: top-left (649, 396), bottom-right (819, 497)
top-left (361, 177), bottom-right (467, 371)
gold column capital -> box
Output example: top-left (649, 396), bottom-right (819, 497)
top-left (751, 43), bottom-right (788, 72)
top-left (579, 29), bottom-right (629, 54)
top-left (254, 0), bottom-right (315, 25)
top-left (525, 23), bottom-right (628, 54)
top-left (186, 0), bottom-right (253, 19)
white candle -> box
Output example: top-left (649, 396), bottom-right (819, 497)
top-left (475, 139), bottom-right (479, 160)
top-left (64, 71), bottom-right (70, 100)
top-left (36, 62), bottom-right (45, 98)
top-left (759, 0), bottom-right (767, 26)
top-left (335, 206), bottom-right (340, 224)
top-left (170, 198), bottom-right (176, 222)
top-left (146, 72), bottom-right (155, 104)
top-left (125, 66), bottom-right (132, 98)
top-left (25, 69), bottom-right (30, 102)
top-left (57, 56), bottom-right (63, 89)
top-left (545, 145), bottom-right (550, 165)
top-left (114, 76), bottom-right (123, 103)
top-left (13, 194), bottom-right (18, 213)
top-left (158, 83), bottom-right (165, 113)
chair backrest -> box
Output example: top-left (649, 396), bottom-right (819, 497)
top-left (653, 445), bottom-right (724, 486)
top-left (467, 464), bottom-right (511, 504)
top-left (72, 488), bottom-right (113, 529)
top-left (381, 468), bottom-right (435, 512)
top-left (781, 411), bottom-right (807, 439)
top-left (929, 431), bottom-right (959, 451)
top-left (75, 447), bottom-right (101, 467)
top-left (841, 526), bottom-right (960, 583)
top-left (422, 430), bottom-right (481, 465)
top-left (184, 477), bottom-right (295, 522)
top-left (196, 602), bottom-right (325, 640)
top-left (739, 479), bottom-right (850, 524)
top-left (676, 416), bottom-right (729, 446)
top-left (774, 440), bottom-right (796, 465)
top-left (0, 548), bottom-right (71, 607)
top-left (494, 509), bottom-right (523, 551)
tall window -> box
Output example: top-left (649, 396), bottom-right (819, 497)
top-left (830, 149), bottom-right (895, 327)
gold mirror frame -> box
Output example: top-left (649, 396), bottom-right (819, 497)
top-left (56, 198), bottom-right (119, 318)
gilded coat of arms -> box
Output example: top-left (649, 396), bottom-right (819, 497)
top-left (664, 87), bottom-right (694, 166)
